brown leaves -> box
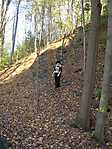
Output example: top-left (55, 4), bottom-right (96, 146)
top-left (0, 42), bottom-right (111, 148)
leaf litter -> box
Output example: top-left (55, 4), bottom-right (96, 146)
top-left (0, 41), bottom-right (112, 149)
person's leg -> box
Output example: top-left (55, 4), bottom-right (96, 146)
top-left (55, 75), bottom-right (58, 88)
top-left (57, 76), bottom-right (60, 87)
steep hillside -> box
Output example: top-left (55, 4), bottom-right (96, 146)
top-left (0, 16), bottom-right (112, 149)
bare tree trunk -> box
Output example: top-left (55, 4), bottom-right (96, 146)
top-left (67, 0), bottom-right (70, 15)
top-left (34, 12), bottom-right (38, 52)
top-left (10, 0), bottom-right (21, 64)
top-left (0, 2), bottom-right (4, 59)
top-left (76, 0), bottom-right (102, 130)
top-left (48, 4), bottom-right (52, 43)
top-left (33, 11), bottom-right (40, 111)
top-left (0, 32), bottom-right (4, 60)
top-left (39, 1), bottom-right (45, 47)
top-left (0, 0), bottom-right (12, 61)
top-left (81, 0), bottom-right (86, 72)
top-left (71, 0), bottom-right (74, 29)
top-left (95, 0), bottom-right (112, 143)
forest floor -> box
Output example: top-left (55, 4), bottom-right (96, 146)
top-left (0, 37), bottom-right (112, 149)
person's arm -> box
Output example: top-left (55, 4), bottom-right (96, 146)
top-left (52, 70), bottom-right (56, 77)
top-left (52, 69), bottom-right (57, 77)
top-left (52, 71), bottom-right (54, 77)
top-left (52, 65), bottom-right (55, 77)
top-left (57, 66), bottom-right (62, 77)
top-left (57, 71), bottom-right (61, 77)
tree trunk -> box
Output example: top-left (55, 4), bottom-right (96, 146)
top-left (0, 1), bottom-right (4, 59)
top-left (0, 0), bottom-right (12, 61)
top-left (39, 1), bottom-right (45, 47)
top-left (95, 0), bottom-right (112, 143)
top-left (71, 0), bottom-right (74, 29)
top-left (48, 4), bottom-right (52, 43)
top-left (76, 0), bottom-right (102, 130)
top-left (34, 12), bottom-right (38, 52)
top-left (81, 0), bottom-right (86, 72)
top-left (10, 0), bottom-right (21, 64)
top-left (0, 32), bottom-right (4, 61)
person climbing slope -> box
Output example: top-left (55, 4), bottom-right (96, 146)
top-left (52, 61), bottom-right (62, 88)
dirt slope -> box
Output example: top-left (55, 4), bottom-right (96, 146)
top-left (0, 32), bottom-right (112, 149)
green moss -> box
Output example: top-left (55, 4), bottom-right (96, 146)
top-left (99, 106), bottom-right (107, 112)
top-left (96, 89), bottom-right (101, 100)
